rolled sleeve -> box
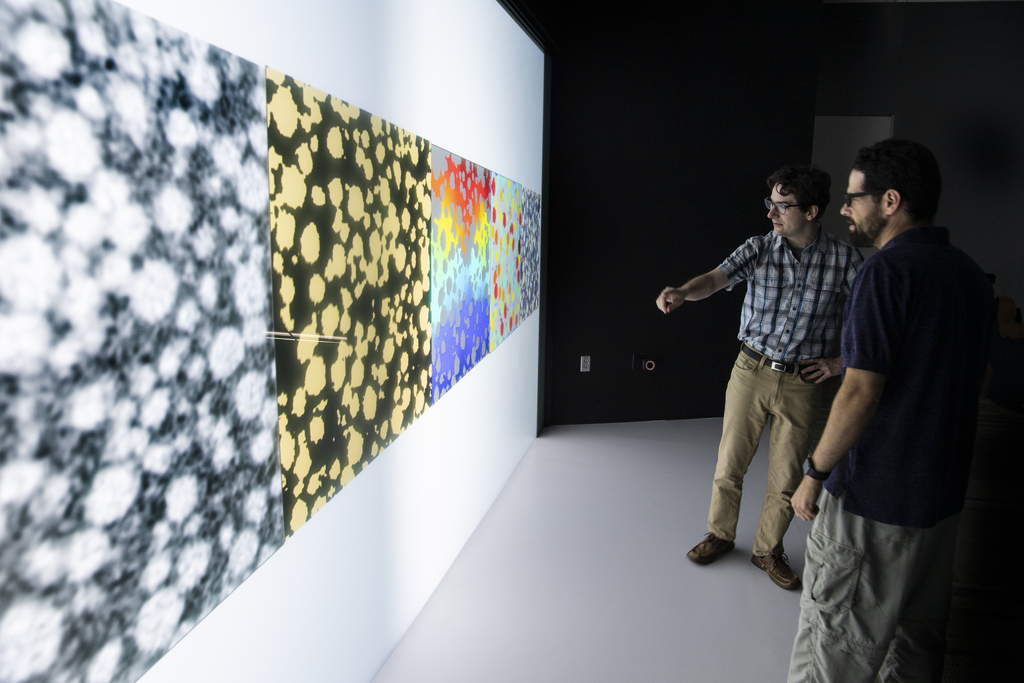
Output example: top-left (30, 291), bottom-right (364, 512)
top-left (717, 237), bottom-right (763, 292)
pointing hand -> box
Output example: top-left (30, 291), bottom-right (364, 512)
top-left (657, 287), bottom-right (685, 314)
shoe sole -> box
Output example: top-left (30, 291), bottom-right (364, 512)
top-left (686, 541), bottom-right (734, 565)
top-left (750, 554), bottom-right (801, 590)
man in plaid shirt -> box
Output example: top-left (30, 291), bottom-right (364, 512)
top-left (656, 165), bottom-right (862, 589)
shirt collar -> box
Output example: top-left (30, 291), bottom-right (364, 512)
top-left (808, 222), bottom-right (828, 254)
top-left (773, 222), bottom-right (828, 254)
top-left (881, 225), bottom-right (950, 251)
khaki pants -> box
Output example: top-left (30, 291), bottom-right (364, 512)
top-left (708, 347), bottom-right (828, 556)
top-left (788, 491), bottom-right (959, 683)
top-left (807, 370), bottom-right (841, 457)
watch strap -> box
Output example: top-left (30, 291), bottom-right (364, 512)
top-left (805, 458), bottom-right (830, 481)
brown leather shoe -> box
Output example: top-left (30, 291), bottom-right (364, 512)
top-left (751, 553), bottom-right (801, 590)
top-left (687, 532), bottom-right (735, 565)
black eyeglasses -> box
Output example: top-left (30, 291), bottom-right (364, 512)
top-left (764, 198), bottom-right (809, 215)
top-left (843, 191), bottom-right (885, 206)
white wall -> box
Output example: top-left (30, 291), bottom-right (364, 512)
top-left (121, 0), bottom-right (545, 681)
top-left (118, 0), bottom-right (544, 191)
top-left (139, 317), bottom-right (540, 683)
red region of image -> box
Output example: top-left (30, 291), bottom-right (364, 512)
top-left (432, 153), bottom-right (490, 254)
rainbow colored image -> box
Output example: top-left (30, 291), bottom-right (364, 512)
top-left (430, 147), bottom-right (491, 402)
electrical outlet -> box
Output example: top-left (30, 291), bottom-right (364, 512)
top-left (580, 355), bottom-right (591, 372)
top-left (632, 354), bottom-right (656, 371)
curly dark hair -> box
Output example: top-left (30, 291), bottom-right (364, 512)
top-left (852, 139), bottom-right (941, 223)
top-left (766, 165), bottom-right (830, 218)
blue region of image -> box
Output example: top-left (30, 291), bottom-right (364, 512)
top-left (432, 290), bottom-right (489, 404)
top-left (429, 146), bottom-right (490, 404)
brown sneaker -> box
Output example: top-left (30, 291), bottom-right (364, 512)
top-left (751, 553), bottom-right (801, 590)
top-left (686, 532), bottom-right (735, 565)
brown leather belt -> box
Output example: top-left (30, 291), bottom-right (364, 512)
top-left (741, 344), bottom-right (806, 374)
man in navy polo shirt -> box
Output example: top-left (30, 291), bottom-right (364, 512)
top-left (787, 139), bottom-right (995, 682)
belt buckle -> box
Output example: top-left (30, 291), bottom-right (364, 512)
top-left (770, 360), bottom-right (787, 373)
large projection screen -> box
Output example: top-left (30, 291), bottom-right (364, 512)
top-left (93, 0), bottom-right (545, 681)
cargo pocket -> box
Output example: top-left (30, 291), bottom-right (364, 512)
top-left (804, 531), bottom-right (864, 615)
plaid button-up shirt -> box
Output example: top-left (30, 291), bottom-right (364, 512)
top-left (717, 226), bottom-right (863, 362)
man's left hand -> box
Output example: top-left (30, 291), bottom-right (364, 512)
top-left (800, 357), bottom-right (841, 384)
top-left (793, 476), bottom-right (823, 521)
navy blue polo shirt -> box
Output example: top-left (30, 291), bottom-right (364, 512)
top-left (824, 226), bottom-right (995, 528)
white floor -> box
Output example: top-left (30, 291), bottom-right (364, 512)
top-left (371, 418), bottom-right (814, 683)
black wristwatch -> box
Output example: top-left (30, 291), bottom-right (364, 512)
top-left (805, 458), bottom-right (831, 481)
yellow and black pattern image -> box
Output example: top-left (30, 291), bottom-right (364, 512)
top-left (266, 68), bottom-right (431, 535)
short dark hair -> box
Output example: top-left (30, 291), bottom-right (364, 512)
top-left (766, 165), bottom-right (830, 218)
top-left (852, 139), bottom-right (941, 223)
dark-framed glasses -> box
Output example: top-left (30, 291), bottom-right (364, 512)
top-left (843, 190), bottom-right (885, 206)
top-left (764, 198), bottom-right (808, 215)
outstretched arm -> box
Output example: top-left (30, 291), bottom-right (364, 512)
top-left (792, 367), bottom-right (886, 521)
top-left (656, 268), bottom-right (730, 314)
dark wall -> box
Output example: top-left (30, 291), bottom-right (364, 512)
top-left (815, 2), bottom-right (902, 117)
top-left (897, 2), bottom-right (1024, 307)
top-left (518, 1), bottom-right (1024, 428)
top-left (530, 2), bottom-right (823, 426)
top-left (817, 2), bottom-right (1024, 306)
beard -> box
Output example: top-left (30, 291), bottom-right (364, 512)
top-left (847, 207), bottom-right (887, 248)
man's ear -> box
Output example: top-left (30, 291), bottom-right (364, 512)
top-left (881, 189), bottom-right (902, 217)
top-left (806, 204), bottom-right (819, 221)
